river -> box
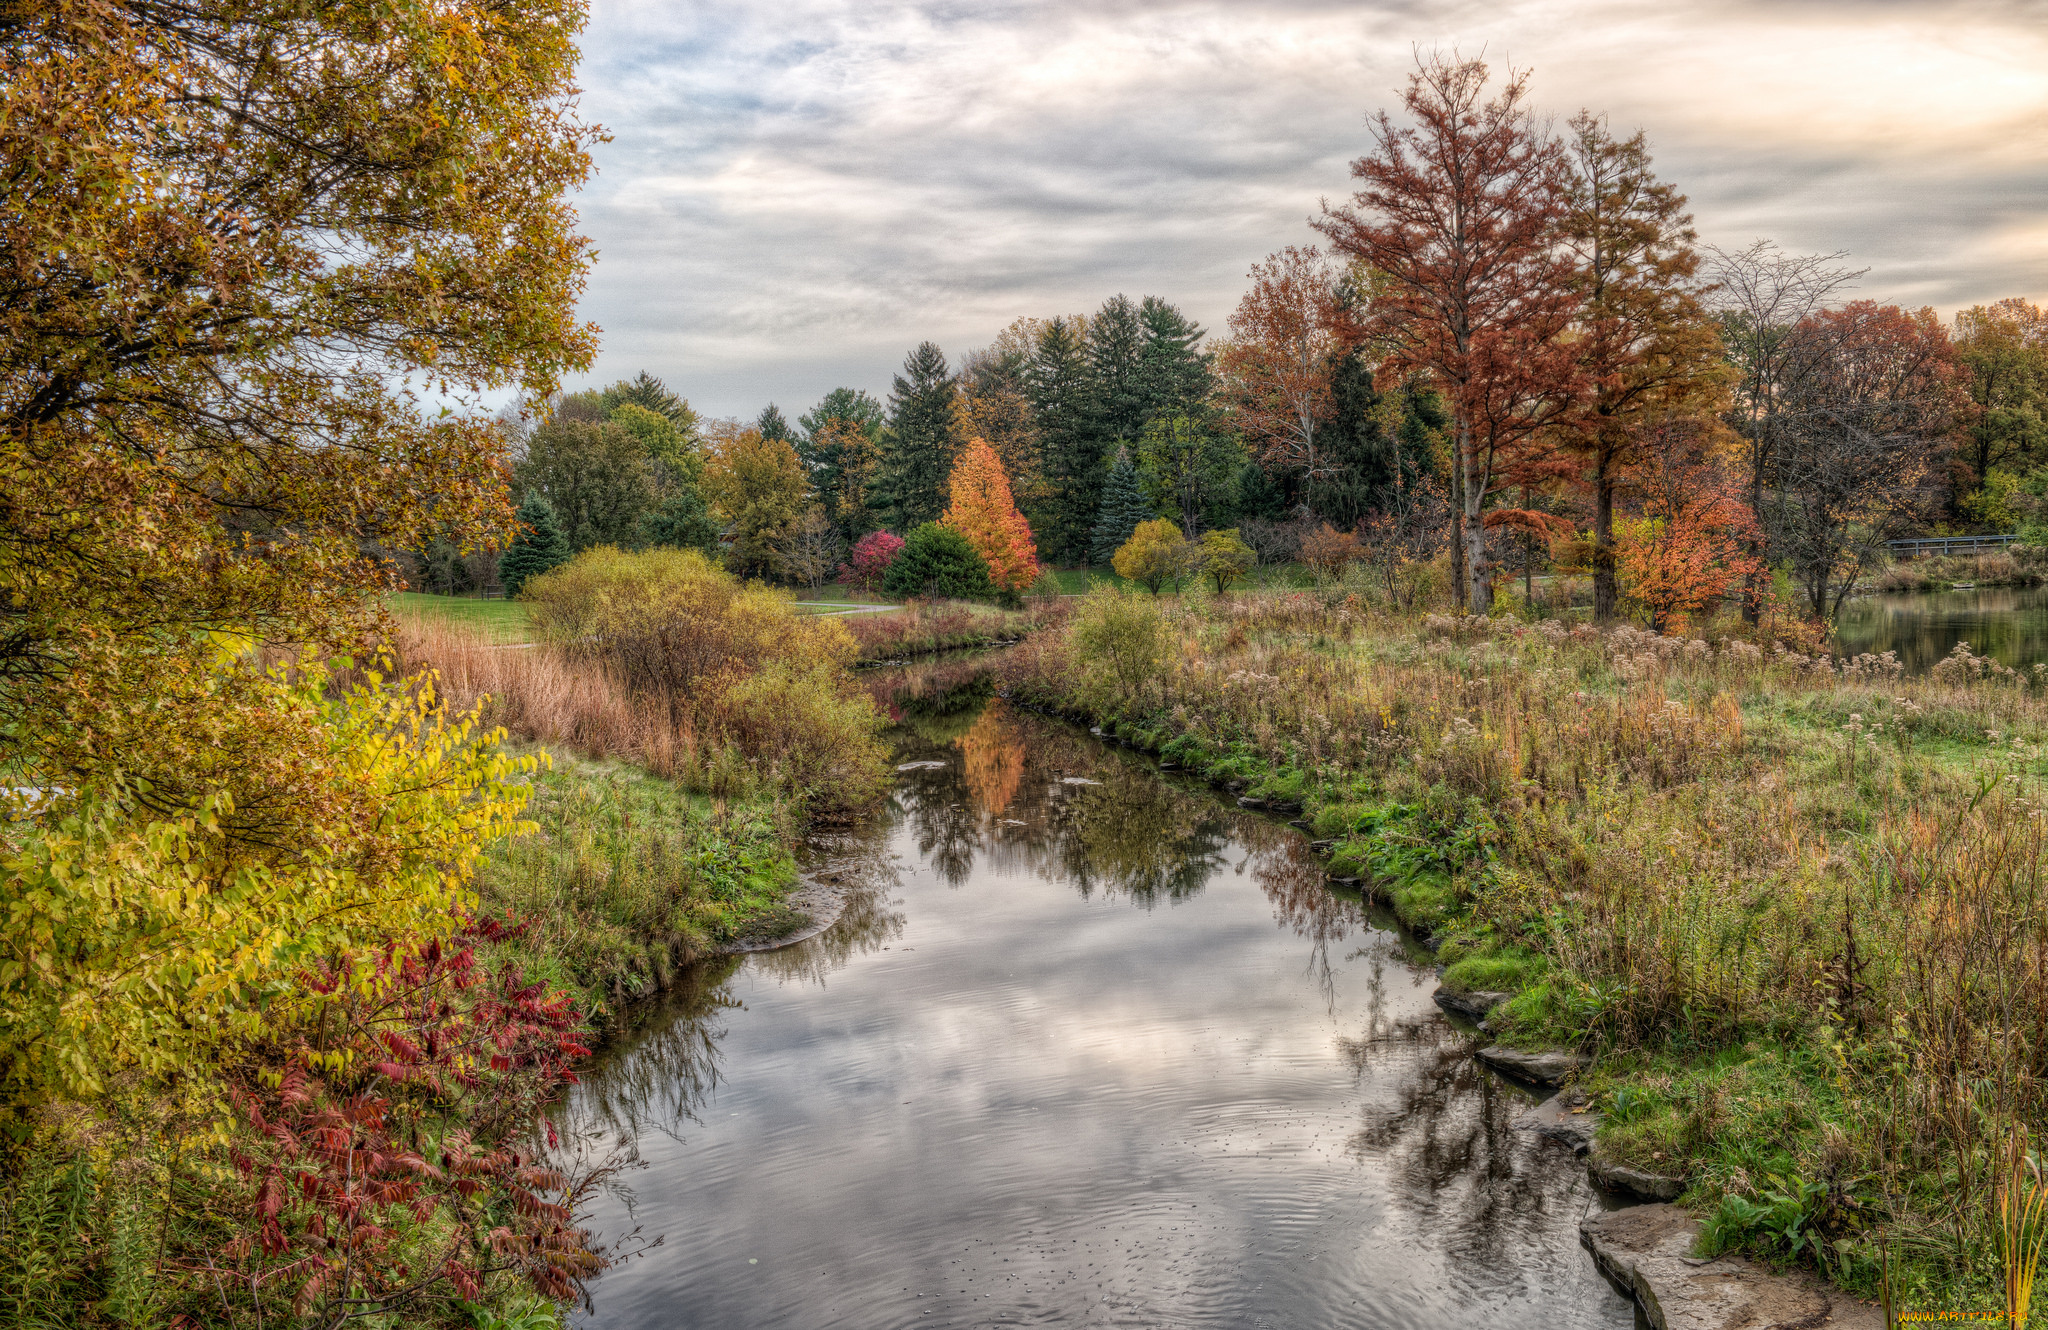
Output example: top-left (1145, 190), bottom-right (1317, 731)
top-left (1834, 584), bottom-right (2048, 672)
top-left (560, 667), bottom-right (1636, 1329)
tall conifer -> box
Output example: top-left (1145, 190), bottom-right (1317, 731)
top-left (1135, 297), bottom-right (1213, 423)
top-left (1089, 447), bottom-right (1154, 566)
top-left (1027, 317), bottom-right (1096, 563)
top-left (873, 342), bottom-right (957, 530)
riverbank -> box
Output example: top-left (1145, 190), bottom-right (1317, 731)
top-left (995, 585), bottom-right (2048, 1319)
top-left (1869, 545), bottom-right (2048, 592)
top-left (473, 747), bottom-right (814, 1033)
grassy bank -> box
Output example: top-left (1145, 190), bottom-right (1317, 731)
top-left (476, 749), bottom-right (802, 1033)
top-left (998, 585), bottom-right (2048, 1316)
top-left (1870, 546), bottom-right (2048, 592)
top-left (847, 597), bottom-right (1068, 661)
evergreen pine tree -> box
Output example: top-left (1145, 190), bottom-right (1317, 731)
top-left (639, 485), bottom-right (720, 556)
top-left (872, 342), bottom-right (957, 530)
top-left (1236, 459), bottom-right (1287, 522)
top-left (1087, 294), bottom-right (1146, 453)
top-left (497, 492), bottom-right (570, 596)
top-left (756, 403), bottom-right (795, 442)
top-left (1089, 447), bottom-right (1155, 565)
top-left (1305, 340), bottom-right (1400, 528)
top-left (1026, 316), bottom-right (1097, 564)
top-left (1134, 297), bottom-right (1213, 423)
top-left (600, 371), bottom-right (699, 435)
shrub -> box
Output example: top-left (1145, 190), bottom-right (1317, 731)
top-left (1299, 523), bottom-right (1362, 581)
top-left (436, 547), bottom-right (888, 811)
top-left (1072, 582), bottom-right (1166, 704)
top-left (839, 530), bottom-right (906, 594)
top-left (712, 662), bottom-right (890, 812)
top-left (523, 545), bottom-right (855, 693)
top-left (1199, 528), bottom-right (1255, 593)
top-left (884, 522), bottom-right (995, 600)
top-left (1112, 519), bottom-right (1192, 594)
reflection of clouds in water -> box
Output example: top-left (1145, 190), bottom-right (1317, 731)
top-left (559, 820), bottom-right (906, 1158)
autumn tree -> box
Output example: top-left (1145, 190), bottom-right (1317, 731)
top-left (874, 342), bottom-right (958, 529)
top-left (1, 0), bottom-right (598, 798)
top-left (942, 437), bottom-right (1040, 593)
top-left (1113, 519), bottom-right (1194, 595)
top-left (1198, 529), bottom-right (1255, 593)
top-left (1769, 303), bottom-right (1963, 619)
top-left (1318, 54), bottom-right (1582, 615)
top-left (703, 424), bottom-right (810, 580)
top-left (1704, 239), bottom-right (1866, 617)
top-left (1612, 420), bottom-right (1759, 631)
top-left (799, 386), bottom-right (888, 540)
top-left (953, 348), bottom-right (1043, 513)
top-left (1219, 246), bottom-right (1345, 484)
top-left (1558, 113), bottom-right (1729, 620)
top-left (1952, 298), bottom-right (2048, 495)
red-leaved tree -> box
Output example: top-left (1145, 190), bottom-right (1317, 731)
top-left (1614, 419), bottom-right (1761, 631)
top-left (1218, 246), bottom-right (1346, 483)
top-left (839, 529), bottom-right (906, 594)
top-left (942, 437), bottom-right (1039, 592)
top-left (1317, 54), bottom-right (1583, 614)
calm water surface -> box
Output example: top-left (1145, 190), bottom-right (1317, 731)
top-left (563, 670), bottom-right (1634, 1329)
top-left (1834, 585), bottom-right (2048, 672)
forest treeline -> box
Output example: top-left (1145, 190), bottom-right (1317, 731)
top-left (457, 56), bottom-right (2045, 630)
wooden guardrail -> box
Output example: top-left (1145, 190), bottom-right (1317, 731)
top-left (1885, 533), bottom-right (2018, 559)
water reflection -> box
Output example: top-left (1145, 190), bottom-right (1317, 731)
top-left (566, 671), bottom-right (1632, 1330)
top-left (1834, 585), bottom-right (2048, 671)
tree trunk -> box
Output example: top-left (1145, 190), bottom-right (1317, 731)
top-left (1463, 509), bottom-right (1490, 615)
top-left (1592, 444), bottom-right (1616, 621)
top-left (1522, 484), bottom-right (1534, 607)
top-left (1461, 421), bottom-right (1489, 615)
top-left (1450, 417), bottom-right (1469, 614)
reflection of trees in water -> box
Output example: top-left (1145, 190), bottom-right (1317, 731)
top-left (565, 953), bottom-right (744, 1153)
top-left (1834, 587), bottom-right (2048, 671)
top-left (957, 704), bottom-right (1024, 819)
top-left (1339, 1008), bottom-right (1580, 1276)
top-left (562, 820), bottom-right (907, 1153)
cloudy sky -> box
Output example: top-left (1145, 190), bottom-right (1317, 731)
top-left (562, 0), bottom-right (2048, 420)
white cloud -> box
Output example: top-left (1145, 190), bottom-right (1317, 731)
top-left (562, 0), bottom-right (2048, 418)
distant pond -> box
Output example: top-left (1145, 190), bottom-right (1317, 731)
top-left (1832, 585), bottom-right (2048, 673)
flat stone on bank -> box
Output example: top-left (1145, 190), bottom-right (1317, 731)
top-left (1589, 1155), bottom-right (1686, 1201)
top-left (1476, 1045), bottom-right (1587, 1085)
top-left (1581, 1205), bottom-right (1882, 1330)
top-left (1514, 1093), bottom-right (1599, 1154)
top-left (1434, 988), bottom-right (1511, 1022)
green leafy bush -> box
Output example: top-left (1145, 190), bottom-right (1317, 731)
top-left (883, 523), bottom-right (995, 600)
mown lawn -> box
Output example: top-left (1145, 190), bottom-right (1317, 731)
top-left (389, 590), bottom-right (532, 640)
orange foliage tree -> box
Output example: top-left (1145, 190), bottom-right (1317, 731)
top-left (942, 437), bottom-right (1040, 592)
top-left (1614, 420), bottom-right (1760, 631)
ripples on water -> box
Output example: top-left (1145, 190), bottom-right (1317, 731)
top-left (560, 670), bottom-right (1635, 1329)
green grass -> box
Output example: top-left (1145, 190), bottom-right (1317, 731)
top-left (478, 746), bottom-right (801, 1028)
top-left (389, 591), bottom-right (531, 640)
